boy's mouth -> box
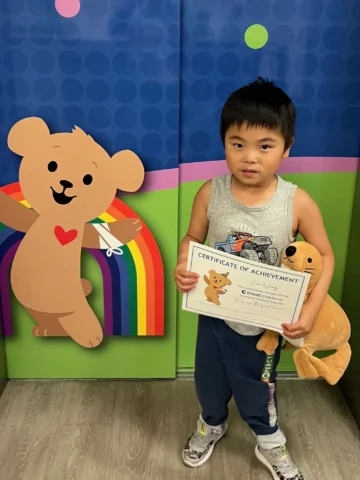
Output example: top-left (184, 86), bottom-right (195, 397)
top-left (241, 169), bottom-right (258, 176)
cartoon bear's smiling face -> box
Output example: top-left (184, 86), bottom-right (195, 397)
top-left (8, 118), bottom-right (144, 223)
top-left (208, 270), bottom-right (232, 287)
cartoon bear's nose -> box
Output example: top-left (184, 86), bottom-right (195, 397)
top-left (60, 180), bottom-right (73, 189)
top-left (285, 246), bottom-right (297, 258)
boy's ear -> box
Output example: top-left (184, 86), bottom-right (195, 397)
top-left (283, 137), bottom-right (294, 159)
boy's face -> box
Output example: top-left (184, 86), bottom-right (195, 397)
top-left (224, 123), bottom-right (292, 185)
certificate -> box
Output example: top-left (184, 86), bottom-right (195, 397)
top-left (182, 242), bottom-right (311, 333)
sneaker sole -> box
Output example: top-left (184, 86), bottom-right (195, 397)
top-left (255, 445), bottom-right (279, 480)
top-left (182, 425), bottom-right (228, 468)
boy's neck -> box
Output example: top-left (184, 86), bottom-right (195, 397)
top-left (230, 174), bottom-right (278, 208)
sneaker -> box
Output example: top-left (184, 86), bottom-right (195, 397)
top-left (255, 444), bottom-right (305, 479)
top-left (182, 416), bottom-right (227, 468)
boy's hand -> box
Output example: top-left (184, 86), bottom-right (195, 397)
top-left (174, 263), bottom-right (199, 293)
top-left (281, 302), bottom-right (318, 339)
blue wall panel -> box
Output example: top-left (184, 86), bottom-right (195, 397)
top-left (0, 0), bottom-right (180, 187)
top-left (180, 0), bottom-right (360, 163)
top-left (1, 0), bottom-right (359, 176)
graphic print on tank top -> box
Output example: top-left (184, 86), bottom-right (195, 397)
top-left (214, 224), bottom-right (278, 266)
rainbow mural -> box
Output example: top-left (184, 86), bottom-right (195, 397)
top-left (0, 183), bottom-right (164, 338)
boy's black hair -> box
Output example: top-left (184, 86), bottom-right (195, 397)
top-left (220, 77), bottom-right (296, 150)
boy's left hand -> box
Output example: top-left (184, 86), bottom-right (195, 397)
top-left (281, 302), bottom-right (318, 339)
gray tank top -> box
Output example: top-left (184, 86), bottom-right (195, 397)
top-left (207, 174), bottom-right (297, 336)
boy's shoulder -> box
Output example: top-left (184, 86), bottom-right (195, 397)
top-left (194, 174), bottom-right (230, 208)
top-left (198, 173), bottom-right (230, 193)
top-left (207, 173), bottom-right (231, 189)
top-left (276, 175), bottom-right (317, 208)
top-left (292, 184), bottom-right (321, 220)
top-left (277, 174), bottom-right (297, 189)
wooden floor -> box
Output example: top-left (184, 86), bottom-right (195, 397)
top-left (0, 380), bottom-right (359, 479)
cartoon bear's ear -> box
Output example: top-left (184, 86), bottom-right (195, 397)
top-left (111, 149), bottom-right (145, 193)
top-left (8, 117), bottom-right (50, 156)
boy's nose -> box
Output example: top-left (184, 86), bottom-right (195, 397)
top-left (244, 155), bottom-right (258, 164)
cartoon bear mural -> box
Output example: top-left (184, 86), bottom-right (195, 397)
top-left (2, 117), bottom-right (145, 348)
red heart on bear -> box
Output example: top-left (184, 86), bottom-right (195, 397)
top-left (54, 226), bottom-right (78, 246)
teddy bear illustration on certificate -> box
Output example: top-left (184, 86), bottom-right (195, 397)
top-left (204, 270), bottom-right (232, 305)
top-left (6, 117), bottom-right (145, 348)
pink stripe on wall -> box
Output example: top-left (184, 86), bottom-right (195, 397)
top-left (120, 168), bottom-right (179, 195)
top-left (120, 157), bottom-right (359, 194)
top-left (180, 157), bottom-right (359, 183)
top-left (278, 157), bottom-right (359, 174)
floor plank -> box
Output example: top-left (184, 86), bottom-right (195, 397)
top-left (0, 382), bottom-right (65, 479)
top-left (60, 380), bottom-right (117, 425)
top-left (44, 425), bottom-right (110, 480)
top-left (0, 379), bottom-right (358, 480)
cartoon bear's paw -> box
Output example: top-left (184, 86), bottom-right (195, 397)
top-left (110, 218), bottom-right (142, 245)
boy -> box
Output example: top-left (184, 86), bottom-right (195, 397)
top-left (174, 78), bottom-right (334, 480)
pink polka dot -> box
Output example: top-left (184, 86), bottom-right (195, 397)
top-left (55, 0), bottom-right (81, 18)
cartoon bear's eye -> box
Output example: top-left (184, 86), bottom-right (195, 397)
top-left (307, 258), bottom-right (312, 263)
top-left (48, 161), bottom-right (58, 173)
top-left (83, 174), bottom-right (93, 186)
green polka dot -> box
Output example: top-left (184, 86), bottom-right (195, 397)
top-left (245, 24), bottom-right (269, 50)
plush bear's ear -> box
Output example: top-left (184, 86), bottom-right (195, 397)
top-left (111, 149), bottom-right (145, 192)
top-left (8, 117), bottom-right (50, 156)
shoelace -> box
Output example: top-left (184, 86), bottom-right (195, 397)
top-left (189, 425), bottom-right (221, 452)
top-left (271, 447), bottom-right (299, 477)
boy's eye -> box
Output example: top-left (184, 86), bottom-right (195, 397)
top-left (233, 143), bottom-right (243, 148)
top-left (260, 144), bottom-right (271, 150)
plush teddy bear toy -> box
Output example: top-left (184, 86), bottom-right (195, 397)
top-left (256, 241), bottom-right (352, 385)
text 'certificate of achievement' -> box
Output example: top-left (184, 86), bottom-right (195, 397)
top-left (182, 242), bottom-right (310, 333)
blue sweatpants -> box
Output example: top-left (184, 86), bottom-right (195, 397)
top-left (195, 315), bottom-right (283, 440)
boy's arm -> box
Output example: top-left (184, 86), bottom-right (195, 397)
top-left (174, 180), bottom-right (211, 292)
top-left (282, 188), bottom-right (335, 339)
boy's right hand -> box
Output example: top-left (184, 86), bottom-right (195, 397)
top-left (174, 263), bottom-right (199, 293)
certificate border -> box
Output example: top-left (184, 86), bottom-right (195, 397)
top-left (185, 242), bottom-right (309, 327)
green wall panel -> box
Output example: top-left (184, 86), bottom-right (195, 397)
top-left (5, 189), bottom-right (178, 379)
top-left (340, 170), bottom-right (360, 426)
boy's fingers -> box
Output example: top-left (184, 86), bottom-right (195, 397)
top-left (281, 323), bottom-right (300, 332)
top-left (175, 274), bottom-right (199, 285)
top-left (283, 328), bottom-right (304, 339)
top-left (177, 269), bottom-right (199, 278)
top-left (178, 284), bottom-right (195, 293)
